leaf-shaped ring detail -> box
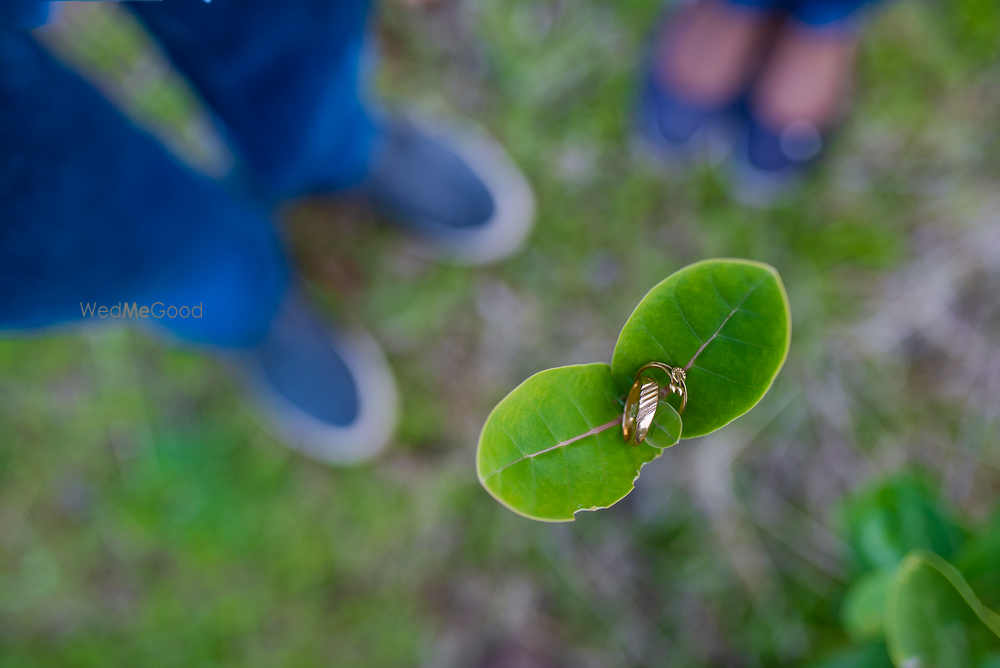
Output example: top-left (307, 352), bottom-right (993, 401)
top-left (622, 362), bottom-right (687, 445)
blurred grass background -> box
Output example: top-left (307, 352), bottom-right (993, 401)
top-left (4, 0), bottom-right (1000, 665)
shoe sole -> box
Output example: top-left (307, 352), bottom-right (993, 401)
top-left (396, 112), bottom-right (536, 266)
top-left (237, 326), bottom-right (398, 465)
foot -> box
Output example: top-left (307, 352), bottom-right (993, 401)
top-left (750, 21), bottom-right (856, 133)
top-left (657, 0), bottom-right (779, 108)
top-left (236, 289), bottom-right (397, 464)
top-left (363, 115), bottom-right (535, 265)
top-left (729, 20), bottom-right (856, 204)
top-left (635, 0), bottom-right (779, 164)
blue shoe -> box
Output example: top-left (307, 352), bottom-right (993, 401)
top-left (631, 2), bottom-right (753, 171)
top-left (633, 63), bottom-right (741, 169)
top-left (363, 115), bottom-right (535, 265)
top-left (237, 289), bottom-right (397, 464)
top-left (728, 111), bottom-right (824, 207)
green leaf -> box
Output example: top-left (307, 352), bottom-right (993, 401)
top-left (843, 569), bottom-right (893, 642)
top-left (805, 643), bottom-right (894, 668)
top-left (476, 259), bottom-right (790, 521)
top-left (476, 363), bottom-right (681, 522)
top-left (956, 508), bottom-right (1000, 611)
top-left (839, 473), bottom-right (967, 574)
top-left (610, 259), bottom-right (791, 439)
top-left (885, 550), bottom-right (1000, 668)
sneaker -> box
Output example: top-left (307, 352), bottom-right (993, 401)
top-left (631, 1), bottom-right (777, 172)
top-left (632, 61), bottom-right (740, 170)
top-left (237, 289), bottom-right (397, 464)
top-left (726, 19), bottom-right (856, 206)
top-left (727, 113), bottom-right (824, 207)
top-left (362, 114), bottom-right (535, 265)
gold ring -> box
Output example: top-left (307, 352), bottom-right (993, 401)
top-left (621, 362), bottom-right (687, 446)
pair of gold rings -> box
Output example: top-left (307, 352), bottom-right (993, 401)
top-left (622, 362), bottom-right (687, 445)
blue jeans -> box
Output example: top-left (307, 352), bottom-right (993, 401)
top-left (725, 0), bottom-right (879, 26)
top-left (0, 0), bottom-right (374, 348)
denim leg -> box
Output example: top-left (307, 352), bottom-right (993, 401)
top-left (129, 0), bottom-right (377, 201)
top-left (719, 0), bottom-right (880, 26)
top-left (788, 0), bottom-right (879, 26)
top-left (721, 0), bottom-right (797, 13)
top-left (0, 0), bottom-right (50, 31)
top-left (0, 30), bottom-right (288, 348)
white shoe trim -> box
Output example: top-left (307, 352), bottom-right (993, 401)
top-left (399, 112), bottom-right (536, 266)
top-left (239, 327), bottom-right (398, 465)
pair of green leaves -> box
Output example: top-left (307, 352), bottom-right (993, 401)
top-left (837, 475), bottom-right (1000, 668)
top-left (476, 259), bottom-right (792, 522)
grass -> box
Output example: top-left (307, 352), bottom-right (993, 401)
top-left (4, 0), bottom-right (1000, 665)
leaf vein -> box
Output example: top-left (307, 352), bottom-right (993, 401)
top-left (668, 290), bottom-right (703, 345)
top-left (715, 334), bottom-right (782, 349)
top-left (551, 377), bottom-right (612, 493)
top-left (709, 273), bottom-right (736, 310)
top-left (690, 363), bottom-right (767, 389)
top-left (640, 317), bottom-right (675, 365)
top-left (484, 419), bottom-right (620, 480)
top-left (684, 277), bottom-right (768, 371)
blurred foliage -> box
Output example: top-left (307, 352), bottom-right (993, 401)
top-left (957, 510), bottom-right (1000, 611)
top-left (4, 0), bottom-right (1000, 666)
top-left (938, 0), bottom-right (1000, 66)
top-left (837, 472), bottom-right (967, 574)
top-left (884, 551), bottom-right (1000, 668)
top-left (808, 477), bottom-right (1000, 668)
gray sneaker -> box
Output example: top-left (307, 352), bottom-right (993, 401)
top-left (237, 290), bottom-right (397, 464)
top-left (363, 115), bottom-right (535, 265)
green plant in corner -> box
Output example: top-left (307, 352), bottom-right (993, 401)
top-left (475, 258), bottom-right (792, 522)
top-left (808, 474), bottom-right (1000, 668)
